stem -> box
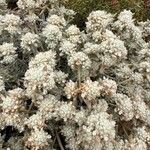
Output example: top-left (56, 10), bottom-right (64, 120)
top-left (27, 101), bottom-right (34, 113)
top-left (77, 65), bottom-right (81, 88)
top-left (56, 131), bottom-right (65, 150)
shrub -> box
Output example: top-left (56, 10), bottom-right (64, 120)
top-left (0, 0), bottom-right (150, 149)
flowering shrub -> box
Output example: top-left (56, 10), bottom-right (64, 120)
top-left (0, 0), bottom-right (150, 150)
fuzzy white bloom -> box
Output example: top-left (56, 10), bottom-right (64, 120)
top-left (86, 10), bottom-right (113, 32)
top-left (102, 29), bottom-right (117, 40)
top-left (135, 126), bottom-right (150, 143)
top-left (47, 15), bottom-right (66, 27)
top-left (24, 13), bottom-right (39, 23)
top-left (2, 14), bottom-right (21, 34)
top-left (66, 25), bottom-right (81, 44)
top-left (25, 113), bottom-right (45, 130)
top-left (116, 63), bottom-right (132, 79)
top-left (139, 20), bottom-right (150, 37)
top-left (100, 78), bottom-right (117, 96)
top-left (61, 125), bottom-right (78, 150)
top-left (91, 30), bottom-right (103, 42)
top-left (35, 0), bottom-right (49, 8)
top-left (114, 10), bottom-right (134, 29)
top-left (24, 50), bottom-right (56, 97)
top-left (24, 67), bottom-right (55, 96)
top-left (17, 0), bottom-right (36, 9)
top-left (114, 10), bottom-right (144, 45)
top-left (100, 30), bottom-right (127, 59)
top-left (124, 137), bottom-right (147, 150)
top-left (83, 111), bottom-right (115, 142)
top-left (103, 140), bottom-right (125, 150)
top-left (8, 88), bottom-right (25, 100)
top-left (93, 99), bottom-right (108, 112)
top-left (1, 113), bottom-right (24, 132)
top-left (59, 40), bottom-right (77, 55)
top-left (54, 70), bottom-right (68, 84)
top-left (61, 124), bottom-right (75, 141)
top-left (29, 50), bottom-right (56, 69)
top-left (133, 95), bottom-right (150, 125)
top-left (66, 25), bottom-right (80, 37)
top-left (138, 48), bottom-right (150, 58)
top-left (0, 88), bottom-right (25, 131)
top-left (0, 88), bottom-right (24, 113)
top-left (113, 93), bottom-right (134, 121)
top-left (68, 52), bottom-right (91, 70)
top-left (139, 61), bottom-right (150, 73)
top-left (42, 24), bottom-right (62, 49)
top-left (101, 54), bottom-right (116, 67)
top-left (26, 129), bottom-right (51, 150)
top-left (0, 95), bottom-right (20, 113)
top-left (64, 80), bottom-right (77, 99)
top-left (57, 102), bottom-right (76, 122)
top-left (38, 94), bottom-right (59, 120)
top-left (74, 109), bottom-right (86, 125)
top-left (21, 32), bottom-right (39, 51)
top-left (0, 76), bottom-right (5, 92)
top-left (83, 42), bottom-right (101, 54)
top-left (81, 79), bottom-right (101, 102)
top-left (0, 43), bottom-right (17, 64)
top-left (59, 6), bottom-right (76, 16)
top-left (131, 72), bottom-right (143, 83)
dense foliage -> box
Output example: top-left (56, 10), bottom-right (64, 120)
top-left (0, 0), bottom-right (150, 150)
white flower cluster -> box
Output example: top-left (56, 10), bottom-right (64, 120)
top-left (42, 14), bottom-right (66, 49)
top-left (24, 50), bottom-right (56, 100)
top-left (17, 0), bottom-right (36, 10)
top-left (66, 25), bottom-right (81, 44)
top-left (25, 113), bottom-right (45, 130)
top-left (64, 80), bottom-right (77, 99)
top-left (0, 14), bottom-right (21, 34)
top-left (54, 70), bottom-right (68, 85)
top-left (84, 13), bottom-right (128, 68)
top-left (59, 40), bottom-right (77, 55)
top-left (113, 92), bottom-right (150, 125)
top-left (82, 111), bottom-right (116, 142)
top-left (113, 10), bottom-right (144, 47)
top-left (116, 63), bottom-right (132, 79)
top-left (113, 93), bottom-right (134, 121)
top-left (133, 94), bottom-right (150, 125)
top-left (135, 126), bottom-right (150, 143)
top-left (43, 24), bottom-right (62, 49)
top-left (25, 129), bottom-right (51, 150)
top-left (38, 94), bottom-right (60, 120)
top-left (17, 0), bottom-right (50, 10)
top-left (124, 137), bottom-right (148, 150)
top-left (83, 42), bottom-right (101, 54)
top-left (86, 10), bottom-right (113, 31)
top-left (139, 20), bottom-right (150, 37)
top-left (21, 32), bottom-right (39, 52)
top-left (0, 43), bottom-right (17, 64)
top-left (61, 101), bottom-right (116, 150)
top-left (100, 78), bottom-right (117, 96)
top-left (100, 30), bottom-right (127, 59)
top-left (47, 14), bottom-right (66, 28)
top-left (68, 52), bottom-right (91, 70)
top-left (81, 79), bottom-right (101, 106)
top-left (0, 88), bottom-right (25, 131)
top-left (24, 13), bottom-right (39, 23)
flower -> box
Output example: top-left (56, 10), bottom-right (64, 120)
top-left (68, 52), bottom-right (91, 70)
